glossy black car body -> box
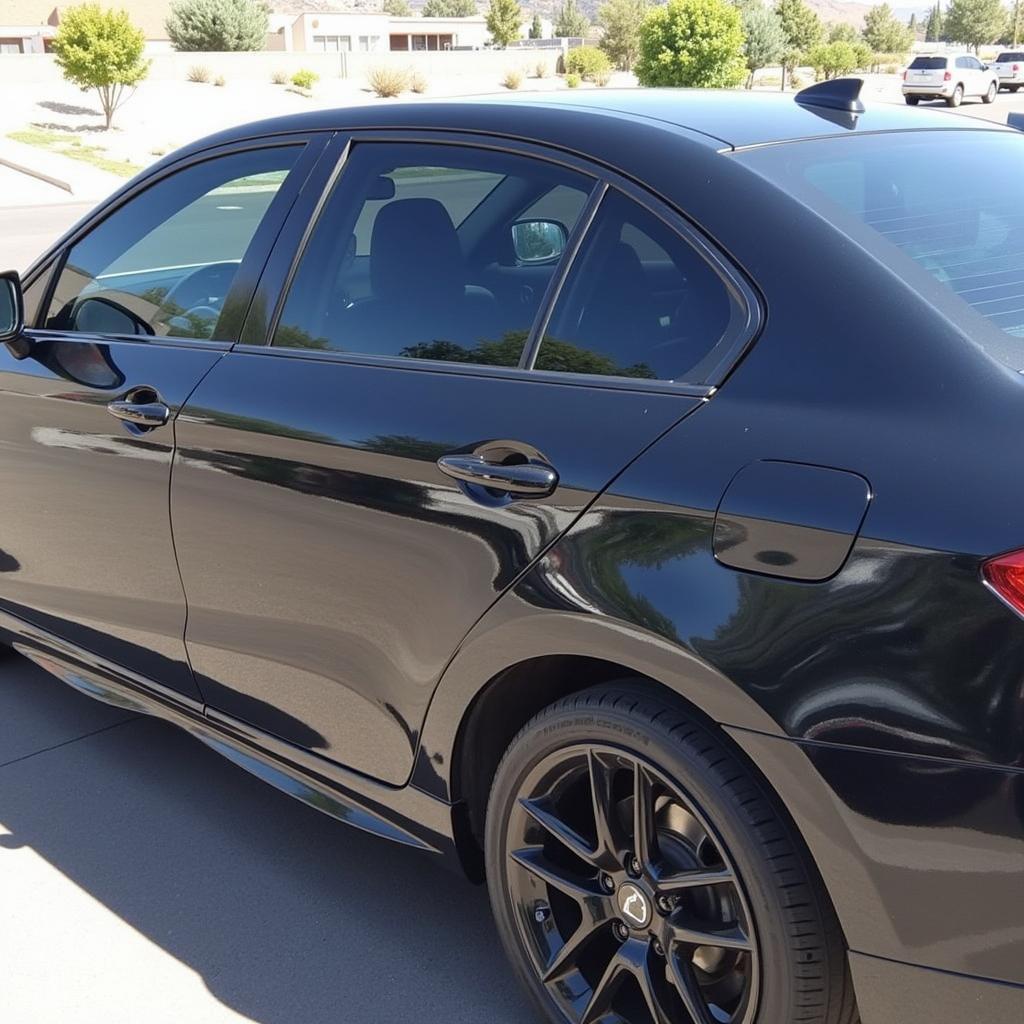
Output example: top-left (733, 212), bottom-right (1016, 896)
top-left (2, 87), bottom-right (1023, 1024)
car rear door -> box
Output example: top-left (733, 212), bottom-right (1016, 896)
top-left (907, 55), bottom-right (946, 89)
top-left (169, 134), bottom-right (758, 781)
top-left (0, 135), bottom-right (325, 698)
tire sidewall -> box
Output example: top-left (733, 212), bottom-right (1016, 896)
top-left (486, 699), bottom-right (813, 1024)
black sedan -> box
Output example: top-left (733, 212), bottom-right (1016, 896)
top-left (1, 80), bottom-right (1022, 1024)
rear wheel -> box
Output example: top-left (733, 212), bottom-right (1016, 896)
top-left (904, 95), bottom-right (920, 105)
top-left (485, 685), bottom-right (858, 1024)
top-left (983, 80), bottom-right (998, 103)
top-left (947, 84), bottom-right (964, 107)
top-left (1011, 85), bottom-right (1021, 93)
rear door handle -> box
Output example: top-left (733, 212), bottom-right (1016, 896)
top-left (437, 454), bottom-right (559, 498)
top-left (107, 399), bottom-right (170, 429)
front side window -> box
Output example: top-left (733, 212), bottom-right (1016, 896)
top-left (273, 142), bottom-right (592, 366)
top-left (536, 190), bottom-right (740, 381)
top-left (46, 146), bottom-right (301, 341)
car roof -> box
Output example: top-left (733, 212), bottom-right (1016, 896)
top-left (179, 87), bottom-right (1013, 160)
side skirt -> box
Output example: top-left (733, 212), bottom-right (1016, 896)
top-left (3, 609), bottom-right (472, 876)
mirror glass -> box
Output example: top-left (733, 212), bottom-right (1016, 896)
top-left (512, 220), bottom-right (567, 264)
top-left (0, 276), bottom-right (20, 339)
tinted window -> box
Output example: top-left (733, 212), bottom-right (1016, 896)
top-left (274, 143), bottom-right (592, 366)
top-left (739, 131), bottom-right (1024, 349)
top-left (997, 52), bottom-right (1024, 61)
top-left (910, 57), bottom-right (947, 69)
top-left (46, 147), bottom-right (301, 341)
top-left (536, 189), bottom-right (739, 381)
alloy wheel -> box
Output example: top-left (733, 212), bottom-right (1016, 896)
top-left (504, 744), bottom-right (760, 1024)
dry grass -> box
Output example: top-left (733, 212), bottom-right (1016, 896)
top-left (187, 64), bottom-right (211, 84)
top-left (368, 65), bottom-right (409, 98)
top-left (502, 68), bottom-right (524, 90)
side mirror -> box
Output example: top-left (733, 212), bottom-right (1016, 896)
top-left (0, 270), bottom-right (26, 351)
top-left (512, 220), bottom-right (568, 265)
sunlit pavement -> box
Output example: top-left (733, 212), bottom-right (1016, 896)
top-left (0, 654), bottom-right (534, 1024)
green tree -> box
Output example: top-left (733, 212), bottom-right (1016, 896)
top-left (422, 0), bottom-right (477, 15)
top-left (908, 10), bottom-right (917, 33)
top-left (775, 0), bottom-right (822, 89)
top-left (806, 38), bottom-right (858, 77)
top-left (1004, 0), bottom-right (1022, 43)
top-left (740, 3), bottom-right (787, 86)
top-left (529, 10), bottom-right (543, 35)
top-left (862, 3), bottom-right (913, 52)
top-left (486, 0), bottom-right (522, 44)
top-left (383, 0), bottom-right (412, 14)
top-left (166, 0), bottom-right (268, 51)
top-left (943, 0), bottom-right (1005, 49)
top-left (828, 21), bottom-right (860, 42)
top-left (598, 0), bottom-right (647, 69)
top-left (554, 0), bottom-right (590, 37)
top-left (635, 0), bottom-right (746, 87)
top-left (51, 4), bottom-right (149, 129)
top-left (924, 2), bottom-right (943, 40)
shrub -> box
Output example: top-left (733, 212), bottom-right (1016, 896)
top-left (534, 60), bottom-right (549, 78)
top-left (291, 68), bottom-right (319, 89)
top-left (270, 69), bottom-right (288, 84)
top-left (368, 65), bottom-right (408, 97)
top-left (187, 63), bottom-right (210, 82)
top-left (566, 72), bottom-right (581, 86)
top-left (594, 68), bottom-right (612, 85)
top-left (806, 40), bottom-right (858, 80)
top-left (51, 4), bottom-right (150, 129)
top-left (635, 0), bottom-right (746, 88)
top-left (502, 67), bottom-right (524, 89)
top-left (410, 69), bottom-right (428, 93)
top-left (166, 0), bottom-right (268, 52)
top-left (214, 74), bottom-right (226, 86)
top-left (565, 45), bottom-right (611, 80)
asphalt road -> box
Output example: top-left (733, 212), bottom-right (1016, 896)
top-left (0, 653), bottom-right (534, 1024)
top-left (2, 198), bottom-right (92, 274)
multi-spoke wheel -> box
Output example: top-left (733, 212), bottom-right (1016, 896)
top-left (486, 685), bottom-right (859, 1024)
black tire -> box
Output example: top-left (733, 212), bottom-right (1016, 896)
top-left (983, 80), bottom-right (997, 103)
top-left (485, 684), bottom-right (858, 1024)
top-left (1012, 85), bottom-right (1021, 93)
top-left (947, 84), bottom-right (964, 107)
top-left (905, 95), bottom-right (920, 105)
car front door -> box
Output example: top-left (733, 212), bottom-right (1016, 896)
top-left (0, 136), bottom-right (323, 698)
top-left (169, 135), bottom-right (757, 780)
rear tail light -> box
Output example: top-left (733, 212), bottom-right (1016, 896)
top-left (983, 550), bottom-right (1024, 615)
top-left (1014, 64), bottom-right (1021, 72)
top-left (944, 70), bottom-right (952, 81)
top-left (902, 70), bottom-right (908, 80)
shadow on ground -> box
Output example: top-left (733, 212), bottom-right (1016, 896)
top-left (0, 655), bottom-right (534, 1024)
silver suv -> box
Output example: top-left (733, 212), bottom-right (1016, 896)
top-left (902, 53), bottom-right (999, 106)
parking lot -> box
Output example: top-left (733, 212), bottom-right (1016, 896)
top-left (0, 654), bottom-right (534, 1023)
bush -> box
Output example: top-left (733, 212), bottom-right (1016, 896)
top-left (368, 65), bottom-right (408, 97)
top-left (410, 70), bottom-right (428, 93)
top-left (214, 74), bottom-right (226, 86)
top-left (806, 40), bottom-right (858, 80)
top-left (51, 4), bottom-right (150, 129)
top-left (565, 45), bottom-right (612, 80)
top-left (534, 60), bottom-right (549, 78)
top-left (594, 68), bottom-right (612, 85)
top-left (635, 0), bottom-right (746, 88)
top-left (291, 68), bottom-right (319, 89)
top-left (187, 63), bottom-right (210, 82)
top-left (166, 0), bottom-right (268, 52)
top-left (270, 69), bottom-right (288, 85)
top-left (502, 68), bottom-right (524, 89)
top-left (566, 72), bottom-right (581, 86)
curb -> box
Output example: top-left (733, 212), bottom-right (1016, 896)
top-left (0, 154), bottom-right (72, 194)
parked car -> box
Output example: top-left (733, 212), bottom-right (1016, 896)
top-left (2, 80), bottom-right (1024, 1024)
top-left (902, 52), bottom-right (999, 105)
top-left (993, 50), bottom-right (1024, 91)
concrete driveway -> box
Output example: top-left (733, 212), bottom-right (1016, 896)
top-left (0, 654), bottom-right (534, 1024)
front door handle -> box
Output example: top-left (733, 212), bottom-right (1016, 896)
top-left (107, 399), bottom-right (170, 429)
top-left (437, 453), bottom-right (559, 498)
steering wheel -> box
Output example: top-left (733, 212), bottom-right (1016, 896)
top-left (157, 261), bottom-right (239, 337)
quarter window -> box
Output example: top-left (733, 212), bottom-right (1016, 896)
top-left (536, 190), bottom-right (740, 381)
top-left (273, 143), bottom-right (593, 366)
top-left (45, 146), bottom-right (301, 341)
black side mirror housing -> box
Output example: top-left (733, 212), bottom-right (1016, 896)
top-left (0, 270), bottom-right (29, 358)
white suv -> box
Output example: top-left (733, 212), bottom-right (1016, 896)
top-left (993, 51), bottom-right (1024, 92)
top-left (902, 53), bottom-right (999, 107)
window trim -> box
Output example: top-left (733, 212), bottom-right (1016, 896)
top-left (243, 128), bottom-right (763, 395)
top-left (26, 132), bottom-right (330, 347)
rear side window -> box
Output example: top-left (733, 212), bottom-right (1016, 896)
top-left (536, 189), bottom-right (742, 381)
top-left (739, 131), bottom-right (1024, 348)
top-left (997, 52), bottom-right (1024, 61)
top-left (909, 57), bottom-right (947, 69)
